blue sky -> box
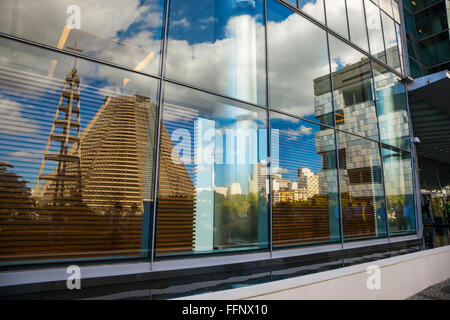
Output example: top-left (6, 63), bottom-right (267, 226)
top-left (168, 0), bottom-right (265, 44)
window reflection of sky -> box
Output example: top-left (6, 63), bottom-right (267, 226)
top-left (271, 117), bottom-right (326, 181)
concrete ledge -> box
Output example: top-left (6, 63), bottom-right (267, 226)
top-left (0, 262), bottom-right (151, 287)
top-left (176, 245), bottom-right (450, 300)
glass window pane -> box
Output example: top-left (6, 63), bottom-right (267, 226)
top-left (365, 0), bottom-right (386, 62)
top-left (325, 0), bottom-right (349, 39)
top-left (155, 82), bottom-right (269, 257)
top-left (338, 132), bottom-right (387, 240)
top-left (381, 12), bottom-right (401, 73)
top-left (165, 0), bottom-right (266, 106)
top-left (0, 37), bottom-right (159, 264)
top-left (0, 0), bottom-right (164, 76)
top-left (347, 0), bottom-right (369, 52)
top-left (267, 0), bottom-right (333, 126)
top-left (381, 147), bottom-right (416, 235)
top-left (271, 113), bottom-right (340, 247)
top-left (300, 0), bottom-right (326, 24)
top-left (373, 62), bottom-right (410, 150)
top-left (328, 35), bottom-right (378, 140)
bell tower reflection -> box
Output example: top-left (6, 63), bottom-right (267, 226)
top-left (33, 44), bottom-right (82, 203)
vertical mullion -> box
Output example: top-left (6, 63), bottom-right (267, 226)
top-left (326, 31), bottom-right (344, 248)
top-left (397, 0), bottom-right (411, 76)
top-left (150, 0), bottom-right (171, 270)
top-left (394, 23), bottom-right (404, 74)
top-left (403, 83), bottom-right (423, 239)
top-left (371, 59), bottom-right (391, 240)
top-left (264, 0), bottom-right (273, 258)
top-left (378, 142), bottom-right (391, 240)
top-left (362, 0), bottom-right (373, 55)
top-left (379, 4), bottom-right (388, 64)
top-left (344, 0), bottom-right (351, 41)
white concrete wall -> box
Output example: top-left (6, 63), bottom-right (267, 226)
top-left (176, 245), bottom-right (450, 300)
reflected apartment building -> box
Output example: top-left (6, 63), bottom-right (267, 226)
top-left (0, 0), bottom-right (444, 298)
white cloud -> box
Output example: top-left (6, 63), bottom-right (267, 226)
top-left (171, 18), bottom-right (191, 28)
top-left (0, 96), bottom-right (39, 136)
top-left (199, 17), bottom-right (218, 24)
top-left (280, 125), bottom-right (313, 141)
top-left (271, 166), bottom-right (289, 174)
top-left (9, 149), bottom-right (43, 160)
top-left (165, 14), bottom-right (266, 106)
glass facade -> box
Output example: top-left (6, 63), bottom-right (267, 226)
top-left (403, 0), bottom-right (450, 77)
top-left (0, 0), bottom-right (417, 267)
